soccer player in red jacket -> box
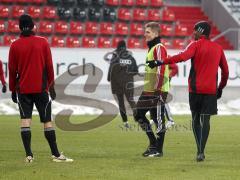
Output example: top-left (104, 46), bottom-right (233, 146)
top-left (147, 21), bottom-right (229, 162)
top-left (8, 14), bottom-right (73, 162)
top-left (0, 60), bottom-right (7, 93)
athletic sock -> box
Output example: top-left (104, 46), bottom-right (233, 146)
top-left (21, 127), bottom-right (33, 157)
top-left (192, 112), bottom-right (201, 154)
top-left (44, 127), bottom-right (60, 157)
top-left (199, 114), bottom-right (210, 154)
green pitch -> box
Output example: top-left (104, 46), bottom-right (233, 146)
top-left (0, 115), bottom-right (239, 180)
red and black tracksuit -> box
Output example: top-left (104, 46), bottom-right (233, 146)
top-left (164, 37), bottom-right (228, 95)
top-left (163, 36), bottom-right (229, 156)
top-left (8, 33), bottom-right (60, 158)
top-left (8, 35), bottom-right (54, 94)
top-left (8, 34), bottom-right (54, 122)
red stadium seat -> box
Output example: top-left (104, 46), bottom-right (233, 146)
top-left (0, 6), bottom-right (10, 18)
top-left (147, 9), bottom-right (161, 21)
top-left (7, 20), bottom-right (20, 33)
top-left (127, 38), bottom-right (141, 48)
top-left (172, 39), bottom-right (186, 49)
top-left (82, 37), bottom-right (96, 48)
top-left (118, 8), bottom-right (131, 21)
top-left (51, 36), bottom-right (65, 47)
top-left (97, 37), bottom-right (111, 48)
top-left (162, 8), bottom-right (175, 22)
top-left (100, 22), bottom-right (113, 35)
top-left (54, 21), bottom-right (68, 34)
top-left (32, 0), bottom-right (46, 4)
top-left (3, 35), bottom-right (17, 46)
top-left (132, 8), bottom-right (146, 21)
top-left (115, 22), bottom-right (128, 35)
top-left (12, 6), bottom-right (25, 18)
top-left (0, 0), bottom-right (15, 3)
top-left (135, 0), bottom-right (148, 6)
top-left (38, 21), bottom-right (53, 34)
top-left (150, 0), bottom-right (163, 7)
top-left (105, 0), bottom-right (119, 6)
top-left (0, 21), bottom-right (5, 33)
top-left (112, 37), bottom-right (124, 48)
top-left (27, 6), bottom-right (41, 19)
top-left (66, 37), bottom-right (80, 48)
top-left (16, 0), bottom-right (32, 3)
top-left (161, 38), bottom-right (172, 49)
top-left (85, 22), bottom-right (98, 35)
top-left (120, 0), bottom-right (134, 6)
top-left (175, 24), bottom-right (188, 36)
top-left (130, 23), bottom-right (144, 36)
top-left (160, 24), bottom-right (174, 37)
top-left (69, 21), bottom-right (83, 35)
top-left (42, 6), bottom-right (57, 19)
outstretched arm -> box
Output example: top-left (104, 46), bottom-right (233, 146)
top-left (163, 42), bottom-right (197, 64)
top-left (147, 42), bottom-right (197, 69)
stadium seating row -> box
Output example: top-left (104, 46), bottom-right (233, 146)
top-left (0, 0), bottom-right (164, 7)
top-left (0, 0), bottom-right (234, 49)
top-left (0, 5), bottom-right (175, 22)
top-left (0, 35), bottom-right (188, 49)
top-left (0, 20), bottom-right (188, 37)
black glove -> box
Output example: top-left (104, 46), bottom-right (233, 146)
top-left (2, 84), bottom-right (6, 93)
top-left (11, 92), bottom-right (17, 103)
top-left (146, 60), bottom-right (163, 69)
top-left (49, 86), bottom-right (56, 100)
top-left (217, 88), bottom-right (222, 99)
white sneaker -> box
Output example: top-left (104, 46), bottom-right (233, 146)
top-left (25, 156), bottom-right (34, 163)
top-left (166, 120), bottom-right (175, 129)
top-left (52, 153), bottom-right (73, 162)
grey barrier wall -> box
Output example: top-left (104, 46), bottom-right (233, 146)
top-left (201, 0), bottom-right (240, 49)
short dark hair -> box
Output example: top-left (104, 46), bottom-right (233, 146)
top-left (19, 14), bottom-right (34, 32)
top-left (194, 21), bottom-right (211, 37)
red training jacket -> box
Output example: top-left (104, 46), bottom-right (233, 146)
top-left (169, 63), bottom-right (178, 78)
top-left (8, 35), bottom-right (54, 93)
top-left (0, 60), bottom-right (6, 85)
top-left (163, 37), bottom-right (229, 94)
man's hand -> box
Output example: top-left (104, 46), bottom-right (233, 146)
top-left (2, 84), bottom-right (6, 93)
top-left (49, 86), bottom-right (56, 100)
top-left (11, 92), bottom-right (17, 103)
top-left (217, 88), bottom-right (222, 99)
top-left (146, 60), bottom-right (163, 69)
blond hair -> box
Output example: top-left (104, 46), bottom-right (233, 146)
top-left (145, 22), bottom-right (160, 35)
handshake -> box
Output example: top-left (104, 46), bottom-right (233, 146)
top-left (146, 60), bottom-right (164, 69)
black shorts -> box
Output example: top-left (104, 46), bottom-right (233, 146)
top-left (17, 92), bottom-right (52, 123)
top-left (189, 93), bottom-right (217, 115)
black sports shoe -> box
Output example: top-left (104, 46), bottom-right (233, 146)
top-left (142, 146), bottom-right (162, 157)
top-left (196, 153), bottom-right (205, 162)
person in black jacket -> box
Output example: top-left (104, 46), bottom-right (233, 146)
top-left (107, 40), bottom-right (138, 128)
